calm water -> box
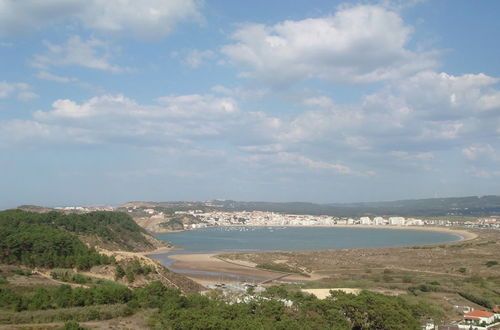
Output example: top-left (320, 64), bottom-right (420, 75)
top-left (155, 226), bottom-right (462, 254)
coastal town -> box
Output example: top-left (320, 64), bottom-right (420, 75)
top-left (166, 209), bottom-right (500, 231)
top-left (49, 204), bottom-right (500, 231)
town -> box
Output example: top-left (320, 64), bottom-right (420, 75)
top-left (170, 210), bottom-right (500, 230)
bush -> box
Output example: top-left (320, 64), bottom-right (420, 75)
top-left (458, 291), bottom-right (493, 309)
top-left (0, 304), bottom-right (132, 324)
top-left (256, 263), bottom-right (301, 274)
top-left (62, 320), bottom-right (87, 330)
top-left (485, 261), bottom-right (498, 267)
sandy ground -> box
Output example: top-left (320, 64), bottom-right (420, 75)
top-left (167, 253), bottom-right (311, 285)
top-left (307, 225), bottom-right (477, 241)
top-left (302, 288), bottom-right (361, 299)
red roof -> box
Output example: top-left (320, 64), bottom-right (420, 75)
top-left (465, 310), bottom-right (494, 317)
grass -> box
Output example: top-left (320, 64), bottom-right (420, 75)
top-left (255, 263), bottom-right (303, 274)
top-left (0, 304), bottom-right (134, 324)
top-left (50, 269), bottom-right (120, 286)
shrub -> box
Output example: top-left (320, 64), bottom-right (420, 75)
top-left (485, 261), bottom-right (498, 267)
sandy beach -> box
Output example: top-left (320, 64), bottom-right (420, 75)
top-left (331, 225), bottom-right (477, 241)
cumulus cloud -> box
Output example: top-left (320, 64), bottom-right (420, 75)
top-left (32, 36), bottom-right (127, 73)
top-left (396, 71), bottom-right (500, 119)
top-left (0, 93), bottom-right (373, 177)
top-left (31, 94), bottom-right (243, 144)
top-left (221, 4), bottom-right (436, 86)
top-left (3, 63), bottom-right (500, 179)
top-left (0, 0), bottom-right (202, 39)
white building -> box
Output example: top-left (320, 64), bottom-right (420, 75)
top-left (374, 217), bottom-right (386, 225)
top-left (389, 217), bottom-right (405, 226)
top-left (360, 217), bottom-right (372, 225)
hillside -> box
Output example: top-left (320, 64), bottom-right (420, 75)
top-left (0, 210), bottom-right (203, 294)
top-left (119, 195), bottom-right (500, 219)
top-left (1, 209), bottom-right (163, 252)
top-left (208, 195), bottom-right (500, 217)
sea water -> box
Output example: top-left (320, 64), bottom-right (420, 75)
top-left (155, 226), bottom-right (462, 254)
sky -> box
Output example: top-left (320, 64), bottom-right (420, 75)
top-left (1, 0), bottom-right (500, 209)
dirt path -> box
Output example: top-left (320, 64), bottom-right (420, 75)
top-left (32, 270), bottom-right (90, 288)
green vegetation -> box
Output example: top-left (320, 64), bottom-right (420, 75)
top-left (150, 282), bottom-right (420, 329)
top-left (0, 221), bottom-right (112, 270)
top-left (63, 321), bottom-right (87, 330)
top-left (51, 269), bottom-right (117, 286)
top-left (0, 213), bottom-right (114, 269)
top-left (0, 280), bottom-right (422, 329)
top-left (0, 284), bottom-right (133, 312)
top-left (114, 259), bottom-right (155, 282)
top-left (0, 209), bottom-right (153, 251)
top-left (485, 260), bottom-right (498, 267)
top-left (256, 263), bottom-right (302, 274)
top-left (0, 209), bottom-right (159, 270)
top-left (458, 291), bottom-right (494, 309)
top-left (51, 269), bottom-right (94, 284)
top-left (158, 214), bottom-right (202, 231)
top-left (0, 304), bottom-right (132, 324)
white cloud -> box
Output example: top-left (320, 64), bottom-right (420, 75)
top-left (32, 94), bottom-right (242, 143)
top-left (0, 81), bottom-right (38, 100)
top-left (301, 96), bottom-right (334, 109)
top-left (3, 64), bottom-right (500, 179)
top-left (0, 92), bottom-right (374, 177)
top-left (0, 0), bottom-right (85, 35)
top-left (0, 0), bottom-right (202, 40)
top-left (0, 120), bottom-right (51, 147)
top-left (222, 4), bottom-right (436, 86)
top-left (275, 152), bottom-right (374, 177)
top-left (32, 36), bottom-right (126, 73)
top-left (182, 49), bottom-right (214, 68)
top-left (78, 0), bottom-right (202, 40)
top-left (462, 144), bottom-right (497, 161)
top-left (36, 71), bottom-right (76, 83)
top-left (211, 85), bottom-right (270, 101)
top-left (396, 71), bottom-right (500, 119)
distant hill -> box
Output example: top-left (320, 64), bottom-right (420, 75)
top-left (124, 195), bottom-right (500, 218)
top-left (212, 195), bottom-right (500, 217)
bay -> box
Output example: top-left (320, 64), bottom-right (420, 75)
top-left (155, 226), bottom-right (462, 254)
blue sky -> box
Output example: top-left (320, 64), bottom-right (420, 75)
top-left (1, 0), bottom-right (500, 209)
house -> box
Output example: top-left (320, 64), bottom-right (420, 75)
top-left (464, 310), bottom-right (495, 325)
top-left (494, 306), bottom-right (500, 319)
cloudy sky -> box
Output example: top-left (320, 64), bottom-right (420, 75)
top-left (1, 0), bottom-right (499, 208)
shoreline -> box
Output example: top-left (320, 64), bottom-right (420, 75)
top-left (148, 226), bottom-right (477, 286)
top-left (151, 224), bottom-right (477, 242)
